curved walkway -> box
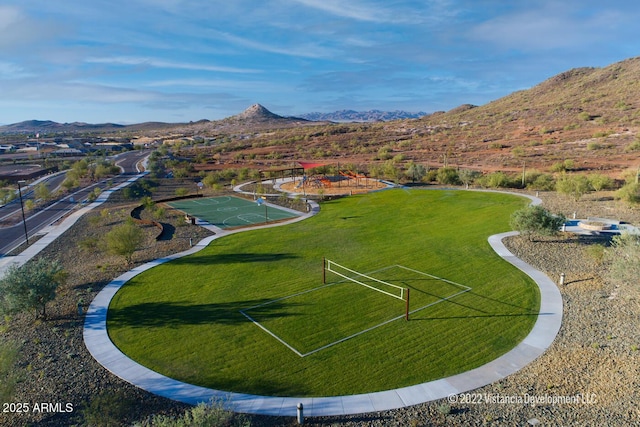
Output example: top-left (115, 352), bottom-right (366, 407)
top-left (83, 191), bottom-right (562, 418)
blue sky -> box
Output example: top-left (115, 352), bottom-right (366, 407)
top-left (1, 1), bottom-right (639, 124)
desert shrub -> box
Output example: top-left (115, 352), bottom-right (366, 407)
top-left (435, 167), bottom-right (459, 185)
top-left (80, 390), bottom-right (136, 427)
top-left (134, 401), bottom-right (250, 427)
top-left (615, 182), bottom-right (640, 204)
top-left (105, 220), bottom-right (144, 265)
top-left (0, 338), bottom-right (20, 402)
top-left (604, 233), bottom-right (640, 300)
top-left (587, 173), bottom-right (615, 191)
top-left (624, 139), bottom-right (640, 152)
top-left (556, 173), bottom-right (591, 201)
top-left (527, 173), bottom-right (556, 191)
top-left (476, 171), bottom-right (520, 189)
top-left (510, 205), bottom-right (565, 241)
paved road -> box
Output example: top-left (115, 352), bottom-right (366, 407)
top-left (0, 150), bottom-right (149, 256)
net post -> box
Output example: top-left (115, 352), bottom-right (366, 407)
top-left (405, 288), bottom-right (410, 321)
top-left (323, 257), bottom-right (326, 284)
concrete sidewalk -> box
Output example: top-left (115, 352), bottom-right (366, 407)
top-left (83, 191), bottom-right (563, 417)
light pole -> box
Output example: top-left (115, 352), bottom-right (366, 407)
top-left (17, 180), bottom-right (29, 245)
top-left (257, 196), bottom-right (268, 223)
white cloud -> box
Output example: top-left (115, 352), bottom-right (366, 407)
top-left (0, 61), bottom-right (26, 78)
top-left (0, 5), bottom-right (63, 49)
top-left (469, 4), bottom-right (630, 51)
top-left (212, 30), bottom-right (338, 59)
top-left (287, 0), bottom-right (457, 24)
top-left (85, 56), bottom-right (261, 74)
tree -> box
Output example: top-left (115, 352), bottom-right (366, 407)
top-left (615, 182), bottom-right (640, 204)
top-left (604, 233), bottom-right (640, 300)
top-left (509, 205), bottom-right (566, 241)
top-left (105, 220), bottom-right (144, 265)
top-left (556, 173), bottom-right (590, 201)
top-left (458, 169), bottom-right (481, 189)
top-left (405, 162), bottom-right (427, 183)
top-left (587, 173), bottom-right (614, 192)
top-left (436, 167), bottom-right (459, 185)
top-left (0, 258), bottom-right (65, 319)
top-left (34, 182), bottom-right (51, 201)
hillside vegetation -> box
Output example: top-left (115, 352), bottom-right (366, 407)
top-left (149, 57), bottom-right (640, 179)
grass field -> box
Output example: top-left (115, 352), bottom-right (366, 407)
top-left (107, 189), bottom-right (539, 397)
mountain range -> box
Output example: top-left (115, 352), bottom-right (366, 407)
top-left (0, 105), bottom-right (427, 135)
top-left (296, 109), bottom-right (427, 122)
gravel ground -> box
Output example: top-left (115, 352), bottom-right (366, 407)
top-left (1, 188), bottom-right (638, 426)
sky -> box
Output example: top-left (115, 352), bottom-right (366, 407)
top-left (1, 1), bottom-right (639, 124)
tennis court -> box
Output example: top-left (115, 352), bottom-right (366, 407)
top-left (166, 195), bottom-right (300, 229)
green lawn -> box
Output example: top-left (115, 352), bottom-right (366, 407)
top-left (107, 189), bottom-right (539, 397)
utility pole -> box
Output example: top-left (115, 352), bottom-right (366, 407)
top-left (17, 180), bottom-right (29, 245)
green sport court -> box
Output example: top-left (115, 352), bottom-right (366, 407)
top-left (166, 195), bottom-right (300, 229)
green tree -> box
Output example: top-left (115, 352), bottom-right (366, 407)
top-left (556, 173), bottom-right (590, 201)
top-left (458, 169), bottom-right (481, 189)
top-left (405, 162), bottom-right (427, 183)
top-left (105, 220), bottom-right (144, 265)
top-left (478, 171), bottom-right (510, 188)
top-left (527, 173), bottom-right (556, 191)
top-left (436, 167), bottom-right (459, 185)
top-left (0, 258), bottom-right (65, 319)
top-left (34, 182), bottom-right (51, 201)
top-left (587, 173), bottom-right (614, 192)
top-left (510, 205), bottom-right (566, 241)
top-left (0, 187), bottom-right (16, 205)
top-left (615, 182), bottom-right (640, 204)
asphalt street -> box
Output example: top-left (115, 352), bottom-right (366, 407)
top-left (0, 150), bottom-right (149, 256)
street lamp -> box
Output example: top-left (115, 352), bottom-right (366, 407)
top-left (17, 180), bottom-right (29, 245)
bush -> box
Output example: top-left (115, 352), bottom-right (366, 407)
top-left (587, 173), bottom-right (615, 192)
top-left (604, 233), bottom-right (640, 300)
top-left (556, 173), bottom-right (590, 201)
top-left (527, 173), bottom-right (556, 191)
top-left (134, 401), bottom-right (250, 427)
top-left (615, 182), bottom-right (640, 204)
top-left (105, 220), bottom-right (144, 265)
top-left (435, 167), bottom-right (459, 185)
top-left (0, 338), bottom-right (20, 402)
top-left (80, 390), bottom-right (136, 427)
top-left (510, 205), bottom-right (565, 241)
top-left (477, 172), bottom-right (520, 189)
top-left (624, 139), bottom-right (640, 153)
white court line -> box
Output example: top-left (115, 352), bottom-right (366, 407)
top-left (241, 265), bottom-right (471, 357)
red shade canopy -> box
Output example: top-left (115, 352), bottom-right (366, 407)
top-left (298, 161), bottom-right (328, 170)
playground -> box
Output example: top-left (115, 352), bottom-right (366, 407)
top-left (279, 174), bottom-right (388, 195)
top-left (261, 161), bottom-right (390, 195)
